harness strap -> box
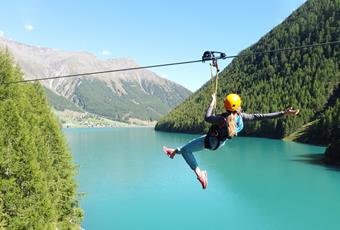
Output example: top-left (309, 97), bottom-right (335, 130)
top-left (210, 63), bottom-right (219, 111)
top-left (215, 70), bottom-right (219, 98)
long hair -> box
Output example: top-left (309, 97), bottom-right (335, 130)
top-left (227, 112), bottom-right (237, 137)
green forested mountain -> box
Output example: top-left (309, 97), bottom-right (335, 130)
top-left (155, 0), bottom-right (339, 145)
top-left (295, 95), bottom-right (340, 145)
top-left (316, 97), bottom-right (340, 143)
top-left (0, 51), bottom-right (82, 229)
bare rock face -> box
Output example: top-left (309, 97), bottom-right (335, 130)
top-left (0, 37), bottom-right (191, 121)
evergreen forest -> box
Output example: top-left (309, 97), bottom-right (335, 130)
top-left (155, 0), bottom-right (339, 146)
top-left (0, 50), bottom-right (83, 229)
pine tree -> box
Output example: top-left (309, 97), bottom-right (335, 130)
top-left (0, 50), bottom-right (83, 229)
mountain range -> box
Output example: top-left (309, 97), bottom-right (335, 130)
top-left (155, 0), bottom-right (339, 146)
top-left (0, 36), bottom-right (191, 126)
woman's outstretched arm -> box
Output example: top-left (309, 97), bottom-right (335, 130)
top-left (241, 107), bottom-right (299, 121)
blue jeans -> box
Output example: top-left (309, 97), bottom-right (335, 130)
top-left (176, 135), bottom-right (226, 170)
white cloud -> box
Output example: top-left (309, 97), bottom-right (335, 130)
top-left (0, 30), bottom-right (4, 36)
top-left (101, 50), bottom-right (111, 55)
top-left (24, 25), bottom-right (34, 31)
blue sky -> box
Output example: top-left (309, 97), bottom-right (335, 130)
top-left (0, 0), bottom-right (306, 91)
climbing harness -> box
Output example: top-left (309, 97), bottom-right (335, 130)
top-left (204, 120), bottom-right (231, 150)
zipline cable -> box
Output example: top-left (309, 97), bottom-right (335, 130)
top-left (3, 40), bottom-right (340, 85)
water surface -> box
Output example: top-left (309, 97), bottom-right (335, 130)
top-left (64, 128), bottom-right (340, 230)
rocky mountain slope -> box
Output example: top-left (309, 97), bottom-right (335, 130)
top-left (0, 36), bottom-right (191, 124)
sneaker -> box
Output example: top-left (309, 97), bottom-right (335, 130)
top-left (163, 146), bottom-right (176, 159)
top-left (197, 170), bottom-right (208, 189)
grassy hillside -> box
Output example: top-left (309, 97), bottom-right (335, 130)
top-left (0, 51), bottom-right (82, 229)
top-left (155, 0), bottom-right (339, 145)
top-left (291, 98), bottom-right (340, 145)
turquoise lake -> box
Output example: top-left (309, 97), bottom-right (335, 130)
top-left (64, 128), bottom-right (340, 230)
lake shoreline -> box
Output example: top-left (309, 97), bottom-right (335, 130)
top-left (62, 124), bottom-right (156, 129)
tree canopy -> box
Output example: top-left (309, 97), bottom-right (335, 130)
top-left (0, 50), bottom-right (83, 229)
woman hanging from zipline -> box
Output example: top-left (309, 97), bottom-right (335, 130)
top-left (163, 93), bottom-right (299, 189)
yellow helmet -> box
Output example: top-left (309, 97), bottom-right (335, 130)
top-left (224, 94), bottom-right (241, 112)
